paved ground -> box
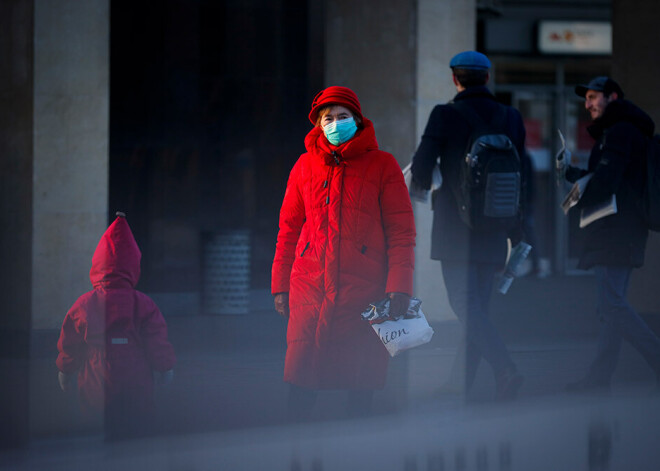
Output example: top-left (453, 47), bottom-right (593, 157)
top-left (5, 273), bottom-right (660, 470)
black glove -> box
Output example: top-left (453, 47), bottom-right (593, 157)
top-left (388, 292), bottom-right (411, 319)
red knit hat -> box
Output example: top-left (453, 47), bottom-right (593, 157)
top-left (308, 86), bottom-right (363, 124)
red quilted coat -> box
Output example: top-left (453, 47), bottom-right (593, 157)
top-left (56, 215), bottom-right (176, 416)
top-left (272, 118), bottom-right (416, 390)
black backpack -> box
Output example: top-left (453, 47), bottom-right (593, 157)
top-left (640, 134), bottom-right (660, 231)
top-left (451, 102), bottom-right (522, 232)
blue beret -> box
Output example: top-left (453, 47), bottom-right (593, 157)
top-left (449, 51), bottom-right (491, 70)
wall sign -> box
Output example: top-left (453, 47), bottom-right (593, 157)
top-left (538, 21), bottom-right (611, 55)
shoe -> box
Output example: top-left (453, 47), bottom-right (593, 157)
top-left (496, 368), bottom-right (524, 401)
top-left (565, 377), bottom-right (611, 394)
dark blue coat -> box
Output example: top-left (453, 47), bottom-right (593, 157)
top-left (411, 86), bottom-right (526, 263)
top-left (567, 99), bottom-right (654, 269)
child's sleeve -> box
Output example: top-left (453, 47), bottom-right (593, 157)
top-left (56, 302), bottom-right (86, 374)
top-left (139, 297), bottom-right (176, 372)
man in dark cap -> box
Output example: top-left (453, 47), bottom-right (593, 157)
top-left (561, 76), bottom-right (660, 393)
top-left (574, 76), bottom-right (626, 121)
top-left (411, 51), bottom-right (526, 401)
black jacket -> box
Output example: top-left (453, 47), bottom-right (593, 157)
top-left (566, 99), bottom-right (654, 269)
top-left (411, 86), bottom-right (526, 263)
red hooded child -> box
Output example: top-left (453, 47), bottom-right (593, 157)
top-left (56, 212), bottom-right (176, 424)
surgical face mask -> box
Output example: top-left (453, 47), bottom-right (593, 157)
top-left (323, 117), bottom-right (358, 146)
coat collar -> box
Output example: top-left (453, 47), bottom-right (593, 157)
top-left (588, 99), bottom-right (655, 140)
top-left (304, 117), bottom-right (380, 164)
top-left (453, 86), bottom-right (496, 103)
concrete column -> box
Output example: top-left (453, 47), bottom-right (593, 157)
top-left (32, 0), bottom-right (109, 329)
top-left (322, 0), bottom-right (476, 407)
top-left (612, 0), bottom-right (660, 315)
top-left (0, 1), bottom-right (34, 333)
top-left (323, 0), bottom-right (475, 322)
top-left (413, 0), bottom-right (475, 322)
top-left (1, 0), bottom-right (109, 446)
top-left (323, 0), bottom-right (418, 412)
top-left (323, 0), bottom-right (417, 166)
top-left (0, 0), bottom-right (34, 449)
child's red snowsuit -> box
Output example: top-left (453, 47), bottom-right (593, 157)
top-left (56, 214), bottom-right (176, 420)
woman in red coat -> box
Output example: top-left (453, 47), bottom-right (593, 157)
top-left (271, 86), bottom-right (416, 419)
top-left (56, 212), bottom-right (176, 436)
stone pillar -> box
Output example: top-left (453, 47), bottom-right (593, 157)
top-left (413, 0), bottom-right (475, 322)
top-left (0, 0), bottom-right (109, 445)
top-left (0, 0), bottom-right (34, 449)
top-left (323, 0), bottom-right (476, 408)
top-left (323, 0), bottom-right (418, 413)
top-left (612, 0), bottom-right (660, 315)
top-left (323, 0), bottom-right (417, 166)
top-left (323, 0), bottom-right (475, 323)
top-left (32, 0), bottom-right (110, 329)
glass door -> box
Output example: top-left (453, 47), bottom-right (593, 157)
top-left (559, 94), bottom-right (594, 274)
top-left (511, 90), bottom-right (555, 277)
top-left (500, 85), bottom-right (595, 276)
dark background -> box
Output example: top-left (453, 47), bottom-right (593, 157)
top-left (109, 0), bottom-right (322, 293)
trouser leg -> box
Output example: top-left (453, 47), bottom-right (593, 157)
top-left (523, 212), bottom-right (540, 270)
top-left (444, 326), bottom-right (481, 393)
top-left (442, 261), bottom-right (515, 385)
top-left (463, 337), bottom-right (482, 392)
top-left (457, 266), bottom-right (493, 392)
top-left (589, 266), bottom-right (660, 383)
top-left (585, 267), bottom-right (623, 385)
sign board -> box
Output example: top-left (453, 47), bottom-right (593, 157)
top-left (538, 21), bottom-right (611, 55)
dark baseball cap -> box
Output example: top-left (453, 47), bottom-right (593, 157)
top-left (575, 76), bottom-right (625, 99)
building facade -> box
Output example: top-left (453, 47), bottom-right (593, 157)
top-left (2, 0), bottom-right (659, 443)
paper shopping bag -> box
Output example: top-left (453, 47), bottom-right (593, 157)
top-left (361, 297), bottom-right (434, 357)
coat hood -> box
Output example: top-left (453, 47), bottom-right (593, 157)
top-left (304, 117), bottom-right (379, 164)
top-left (589, 99), bottom-right (655, 139)
top-left (89, 213), bottom-right (141, 288)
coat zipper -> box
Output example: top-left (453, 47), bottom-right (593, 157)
top-left (300, 241), bottom-right (310, 257)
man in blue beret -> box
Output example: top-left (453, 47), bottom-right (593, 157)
top-left (411, 50), bottom-right (527, 401)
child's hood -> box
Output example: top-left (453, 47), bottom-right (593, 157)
top-left (89, 212), bottom-right (141, 288)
